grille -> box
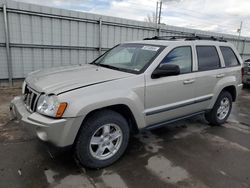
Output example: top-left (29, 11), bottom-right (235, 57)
top-left (23, 85), bottom-right (40, 112)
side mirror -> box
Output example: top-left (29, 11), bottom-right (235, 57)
top-left (152, 64), bottom-right (180, 79)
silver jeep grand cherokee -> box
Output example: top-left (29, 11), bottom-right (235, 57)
top-left (10, 36), bottom-right (243, 168)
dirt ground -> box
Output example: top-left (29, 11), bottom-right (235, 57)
top-left (0, 86), bottom-right (250, 188)
top-left (0, 87), bottom-right (21, 126)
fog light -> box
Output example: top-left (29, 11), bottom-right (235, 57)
top-left (37, 130), bottom-right (48, 141)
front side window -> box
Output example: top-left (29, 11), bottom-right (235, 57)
top-left (160, 46), bottom-right (192, 74)
top-left (196, 46), bottom-right (220, 71)
top-left (92, 44), bottom-right (163, 73)
top-left (220, 46), bottom-right (240, 67)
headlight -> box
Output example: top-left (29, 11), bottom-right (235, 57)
top-left (36, 94), bottom-right (67, 118)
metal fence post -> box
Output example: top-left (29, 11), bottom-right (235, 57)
top-left (3, 4), bottom-right (13, 86)
top-left (99, 18), bottom-right (102, 55)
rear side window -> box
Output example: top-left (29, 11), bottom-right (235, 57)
top-left (220, 46), bottom-right (240, 67)
top-left (196, 46), bottom-right (220, 71)
top-left (161, 46), bottom-right (192, 74)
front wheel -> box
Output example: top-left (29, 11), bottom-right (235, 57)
top-left (75, 110), bottom-right (130, 169)
top-left (205, 91), bottom-right (232, 126)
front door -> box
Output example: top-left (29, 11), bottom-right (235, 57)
top-left (145, 45), bottom-right (197, 126)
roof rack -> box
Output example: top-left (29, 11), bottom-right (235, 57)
top-left (143, 35), bottom-right (227, 42)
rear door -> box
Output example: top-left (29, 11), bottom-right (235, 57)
top-left (193, 44), bottom-right (224, 111)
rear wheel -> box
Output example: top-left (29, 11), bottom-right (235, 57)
top-left (75, 110), bottom-right (130, 168)
top-left (205, 91), bottom-right (232, 126)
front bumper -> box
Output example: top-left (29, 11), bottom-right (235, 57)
top-left (10, 96), bottom-right (84, 147)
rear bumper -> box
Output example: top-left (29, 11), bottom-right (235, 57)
top-left (10, 96), bottom-right (84, 147)
top-left (243, 74), bottom-right (250, 84)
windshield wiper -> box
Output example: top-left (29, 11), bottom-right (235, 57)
top-left (98, 64), bottom-right (123, 71)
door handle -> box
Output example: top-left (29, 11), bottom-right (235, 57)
top-left (183, 79), bottom-right (195, 84)
top-left (216, 74), bottom-right (225, 78)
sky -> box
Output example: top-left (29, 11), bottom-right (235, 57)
top-left (13, 0), bottom-right (250, 37)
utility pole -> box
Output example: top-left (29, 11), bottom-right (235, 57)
top-left (155, 1), bottom-right (159, 36)
top-left (238, 21), bottom-right (243, 38)
top-left (237, 21), bottom-right (243, 49)
top-left (155, 1), bottom-right (162, 36)
top-left (155, 1), bottom-right (158, 26)
top-left (158, 1), bottom-right (162, 24)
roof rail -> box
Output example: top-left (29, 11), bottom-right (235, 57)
top-left (143, 35), bottom-right (227, 42)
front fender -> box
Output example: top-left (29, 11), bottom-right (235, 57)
top-left (77, 97), bottom-right (145, 129)
top-left (58, 76), bottom-right (146, 129)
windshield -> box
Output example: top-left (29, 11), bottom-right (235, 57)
top-left (92, 43), bottom-right (163, 74)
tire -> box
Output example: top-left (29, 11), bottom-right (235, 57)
top-left (205, 91), bottom-right (232, 126)
top-left (75, 110), bottom-right (130, 169)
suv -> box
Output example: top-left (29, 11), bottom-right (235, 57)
top-left (243, 59), bottom-right (250, 86)
top-left (10, 36), bottom-right (243, 168)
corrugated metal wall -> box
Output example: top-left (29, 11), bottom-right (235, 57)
top-left (1, 0), bottom-right (250, 82)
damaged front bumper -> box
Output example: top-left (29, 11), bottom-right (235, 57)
top-left (10, 96), bottom-right (83, 147)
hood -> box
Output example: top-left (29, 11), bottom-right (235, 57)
top-left (25, 64), bottom-right (133, 94)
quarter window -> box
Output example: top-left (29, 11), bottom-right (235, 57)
top-left (196, 46), bottom-right (220, 71)
top-left (161, 46), bottom-right (192, 74)
top-left (220, 46), bottom-right (239, 67)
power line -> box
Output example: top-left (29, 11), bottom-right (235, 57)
top-left (125, 1), bottom-right (246, 31)
top-left (98, 1), bottom-right (249, 28)
top-left (89, 0), bottom-right (249, 36)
